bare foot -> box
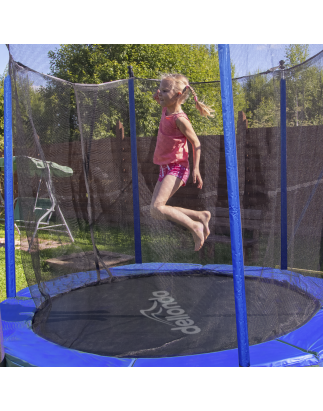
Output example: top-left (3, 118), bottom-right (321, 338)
top-left (192, 222), bottom-right (205, 251)
top-left (199, 211), bottom-right (211, 240)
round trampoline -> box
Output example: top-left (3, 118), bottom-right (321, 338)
top-left (2, 44), bottom-right (323, 367)
top-left (33, 268), bottom-right (320, 358)
top-left (2, 263), bottom-right (323, 367)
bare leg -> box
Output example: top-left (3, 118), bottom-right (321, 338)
top-left (150, 175), bottom-right (204, 251)
top-left (173, 207), bottom-right (211, 239)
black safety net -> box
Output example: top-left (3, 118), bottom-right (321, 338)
top-left (7, 44), bottom-right (323, 358)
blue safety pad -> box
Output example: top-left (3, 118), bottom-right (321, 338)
top-left (134, 349), bottom-right (240, 367)
top-left (279, 309), bottom-right (323, 356)
top-left (109, 262), bottom-right (203, 276)
top-left (203, 265), bottom-right (323, 306)
top-left (18, 263), bottom-right (204, 302)
top-left (0, 297), bottom-right (134, 367)
top-left (134, 340), bottom-right (317, 367)
top-left (16, 288), bottom-right (32, 298)
top-left (249, 340), bottom-right (318, 367)
top-left (15, 271), bottom-right (113, 303)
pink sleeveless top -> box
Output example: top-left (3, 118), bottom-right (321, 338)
top-left (153, 107), bottom-right (189, 168)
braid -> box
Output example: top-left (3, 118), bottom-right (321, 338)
top-left (187, 85), bottom-right (215, 118)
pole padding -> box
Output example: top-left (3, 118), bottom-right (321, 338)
top-left (280, 78), bottom-right (287, 270)
top-left (4, 75), bottom-right (16, 298)
top-left (128, 68), bottom-right (142, 264)
top-left (218, 45), bottom-right (250, 367)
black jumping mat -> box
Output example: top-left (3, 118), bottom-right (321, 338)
top-left (33, 271), bottom-right (320, 358)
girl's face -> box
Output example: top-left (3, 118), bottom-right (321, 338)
top-left (158, 79), bottom-right (179, 107)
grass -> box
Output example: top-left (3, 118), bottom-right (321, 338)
top-left (1, 215), bottom-right (323, 306)
top-left (0, 219), bottom-right (234, 303)
top-left (0, 223), bottom-right (27, 303)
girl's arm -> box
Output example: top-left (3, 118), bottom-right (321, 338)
top-left (176, 117), bottom-right (203, 189)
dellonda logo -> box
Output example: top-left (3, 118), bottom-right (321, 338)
top-left (140, 291), bottom-right (201, 335)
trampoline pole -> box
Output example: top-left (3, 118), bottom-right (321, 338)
top-left (218, 45), bottom-right (250, 367)
top-left (4, 75), bottom-right (16, 298)
top-left (128, 66), bottom-right (142, 264)
top-left (0, 307), bottom-right (5, 366)
top-left (280, 75), bottom-right (288, 270)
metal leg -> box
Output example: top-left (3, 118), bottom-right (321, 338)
top-left (14, 223), bottom-right (20, 235)
top-left (28, 207), bottom-right (55, 252)
top-left (56, 204), bottom-right (74, 242)
top-left (33, 178), bottom-right (42, 212)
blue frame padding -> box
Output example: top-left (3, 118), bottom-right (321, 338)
top-left (134, 340), bottom-right (317, 367)
top-left (1, 263), bottom-right (323, 367)
top-left (16, 263), bottom-right (204, 303)
top-left (279, 309), bottom-right (323, 355)
top-left (203, 264), bottom-right (323, 306)
top-left (0, 298), bottom-right (134, 367)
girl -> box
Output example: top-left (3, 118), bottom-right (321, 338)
top-left (150, 73), bottom-right (214, 251)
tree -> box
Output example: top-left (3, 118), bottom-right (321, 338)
top-left (285, 45), bottom-right (309, 126)
top-left (0, 67), bottom-right (8, 153)
top-left (49, 44), bottom-right (221, 84)
top-left (241, 45), bottom-right (323, 128)
top-left (47, 44), bottom-right (243, 139)
top-left (284, 45), bottom-right (323, 126)
top-left (241, 71), bottom-right (280, 128)
top-left (285, 44), bottom-right (309, 68)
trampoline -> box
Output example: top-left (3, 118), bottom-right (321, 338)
top-left (2, 44), bottom-right (323, 367)
top-left (2, 263), bottom-right (323, 366)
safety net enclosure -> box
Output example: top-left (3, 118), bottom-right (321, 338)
top-left (2, 44), bottom-right (323, 366)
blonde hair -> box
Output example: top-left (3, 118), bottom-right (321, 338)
top-left (160, 73), bottom-right (215, 118)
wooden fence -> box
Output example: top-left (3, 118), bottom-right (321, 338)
top-left (2, 112), bottom-right (323, 230)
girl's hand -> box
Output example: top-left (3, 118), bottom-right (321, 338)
top-left (192, 168), bottom-right (203, 189)
top-left (153, 89), bottom-right (160, 104)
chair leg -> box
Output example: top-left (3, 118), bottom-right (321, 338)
top-left (14, 223), bottom-right (20, 235)
top-left (56, 205), bottom-right (74, 242)
top-left (28, 208), bottom-right (53, 252)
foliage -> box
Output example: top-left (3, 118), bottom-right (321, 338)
top-left (285, 44), bottom-right (309, 68)
top-left (242, 45), bottom-right (323, 128)
top-left (0, 223), bottom-right (27, 303)
top-left (0, 66), bottom-right (8, 153)
top-left (49, 44), bottom-right (221, 84)
top-left (46, 44), bottom-right (236, 138)
top-left (284, 45), bottom-right (323, 126)
top-left (241, 72), bottom-right (280, 128)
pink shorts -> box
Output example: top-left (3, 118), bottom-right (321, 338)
top-left (158, 163), bottom-right (190, 186)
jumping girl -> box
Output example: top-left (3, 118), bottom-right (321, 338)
top-left (150, 73), bottom-right (214, 251)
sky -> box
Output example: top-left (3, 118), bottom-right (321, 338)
top-left (0, 44), bottom-right (9, 75)
top-left (1, 44), bottom-right (323, 80)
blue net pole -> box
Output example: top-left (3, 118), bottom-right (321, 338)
top-left (4, 75), bottom-right (16, 298)
top-left (218, 44), bottom-right (250, 367)
top-left (280, 77), bottom-right (287, 270)
top-left (0, 307), bottom-right (5, 366)
top-left (128, 67), bottom-right (142, 264)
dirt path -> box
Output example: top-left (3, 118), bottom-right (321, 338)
top-left (0, 238), bottom-right (69, 251)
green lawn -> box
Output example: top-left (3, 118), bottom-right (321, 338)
top-left (0, 223), bottom-right (27, 302)
top-left (1, 216), bottom-right (323, 305)
top-left (0, 220), bottom-right (234, 303)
